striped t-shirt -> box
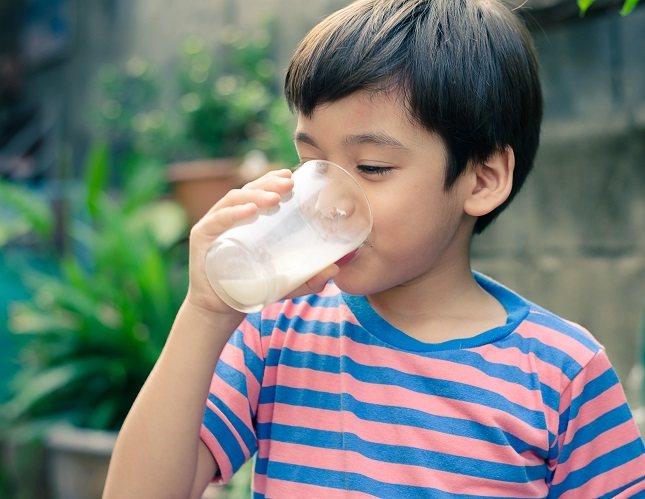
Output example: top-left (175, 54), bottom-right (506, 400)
top-left (200, 273), bottom-right (645, 498)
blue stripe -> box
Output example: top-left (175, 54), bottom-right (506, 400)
top-left (290, 291), bottom-right (341, 308)
top-left (494, 332), bottom-right (582, 380)
top-left (202, 406), bottom-right (247, 474)
top-left (227, 329), bottom-right (264, 386)
top-left (527, 311), bottom-right (599, 353)
top-left (259, 385), bottom-right (341, 410)
top-left (215, 360), bottom-right (248, 398)
top-left (255, 459), bottom-right (531, 499)
top-left (598, 476), bottom-right (645, 499)
top-left (242, 312), bottom-right (262, 333)
top-left (559, 403), bottom-right (636, 465)
top-left (265, 347), bottom-right (340, 373)
top-left (256, 424), bottom-right (545, 483)
top-left (263, 316), bottom-right (342, 339)
top-left (567, 366), bottom-right (617, 422)
top-left (258, 386), bottom-right (543, 455)
top-left (265, 348), bottom-right (546, 430)
top-left (261, 317), bottom-right (341, 339)
top-left (206, 393), bottom-right (257, 456)
top-left (549, 438), bottom-right (645, 497)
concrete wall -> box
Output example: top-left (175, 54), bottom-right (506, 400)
top-left (473, 8), bottom-right (645, 391)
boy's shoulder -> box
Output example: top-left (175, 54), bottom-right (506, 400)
top-left (482, 273), bottom-right (605, 378)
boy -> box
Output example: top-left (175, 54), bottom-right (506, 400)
top-left (104, 0), bottom-right (645, 497)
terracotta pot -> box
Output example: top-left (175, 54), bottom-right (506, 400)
top-left (168, 158), bottom-right (242, 225)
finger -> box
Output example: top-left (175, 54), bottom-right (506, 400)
top-left (206, 188), bottom-right (282, 215)
top-left (242, 169), bottom-right (294, 193)
top-left (192, 202), bottom-right (258, 240)
top-left (284, 264), bottom-right (340, 299)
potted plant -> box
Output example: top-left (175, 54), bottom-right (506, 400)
top-left (0, 144), bottom-right (256, 498)
top-left (95, 23), bottom-right (298, 224)
top-left (0, 143), bottom-right (189, 498)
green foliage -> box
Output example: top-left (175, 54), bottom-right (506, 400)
top-left (96, 22), bottom-right (298, 167)
top-left (1, 144), bottom-right (189, 432)
top-left (578, 0), bottom-right (641, 16)
top-left (620, 0), bottom-right (641, 15)
top-left (0, 182), bottom-right (54, 246)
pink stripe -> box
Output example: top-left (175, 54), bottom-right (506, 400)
top-left (561, 351), bottom-right (611, 403)
top-left (286, 300), bottom-right (358, 324)
top-left (238, 319), bottom-right (265, 360)
top-left (207, 377), bottom-right (252, 431)
top-left (258, 304), bottom-right (355, 353)
top-left (257, 440), bottom-right (547, 497)
top-left (477, 343), bottom-right (562, 437)
top-left (558, 453), bottom-right (645, 498)
top-left (260, 282), bottom-right (342, 321)
top-left (204, 396), bottom-right (251, 459)
top-left (478, 342), bottom-right (563, 397)
top-left (319, 281), bottom-right (341, 296)
top-left (262, 300), bottom-right (285, 317)
top-left (553, 421), bottom-right (645, 486)
top-left (560, 384), bottom-right (628, 448)
top-left (515, 321), bottom-right (597, 367)
top-left (258, 402), bottom-right (547, 468)
top-left (215, 342), bottom-right (261, 407)
top-left (199, 425), bottom-right (233, 484)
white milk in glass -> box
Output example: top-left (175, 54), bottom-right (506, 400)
top-left (204, 160), bottom-right (372, 313)
top-left (206, 203), bottom-right (361, 311)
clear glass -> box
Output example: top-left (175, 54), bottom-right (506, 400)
top-left (205, 160), bottom-right (373, 312)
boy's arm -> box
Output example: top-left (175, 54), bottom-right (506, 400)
top-left (102, 300), bottom-right (240, 499)
top-left (548, 349), bottom-right (645, 497)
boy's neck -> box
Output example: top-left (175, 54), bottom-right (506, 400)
top-left (367, 260), bottom-right (507, 345)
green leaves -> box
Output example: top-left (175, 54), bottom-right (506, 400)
top-left (577, 0), bottom-right (595, 15)
top-left (578, 0), bottom-right (641, 16)
top-left (620, 0), bottom-right (640, 15)
top-left (0, 181), bottom-right (54, 245)
top-left (85, 142), bottom-right (110, 219)
top-left (3, 146), bottom-right (189, 432)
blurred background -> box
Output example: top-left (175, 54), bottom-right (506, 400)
top-left (0, 0), bottom-right (643, 498)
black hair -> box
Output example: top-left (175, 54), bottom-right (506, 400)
top-left (285, 0), bottom-right (543, 233)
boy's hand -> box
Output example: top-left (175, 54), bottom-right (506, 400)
top-left (185, 169), bottom-right (339, 316)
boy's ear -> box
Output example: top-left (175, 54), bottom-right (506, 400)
top-left (463, 147), bottom-right (515, 217)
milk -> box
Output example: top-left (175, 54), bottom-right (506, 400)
top-left (205, 160), bottom-right (372, 313)
top-left (216, 222), bottom-right (357, 309)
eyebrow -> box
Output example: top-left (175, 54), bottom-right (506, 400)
top-left (294, 132), bottom-right (319, 148)
top-left (294, 131), bottom-right (407, 150)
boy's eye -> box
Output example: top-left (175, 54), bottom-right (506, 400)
top-left (357, 164), bottom-right (394, 176)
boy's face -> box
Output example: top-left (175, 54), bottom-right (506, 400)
top-left (294, 90), bottom-right (476, 296)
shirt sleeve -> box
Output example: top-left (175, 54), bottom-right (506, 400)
top-left (199, 313), bottom-right (266, 484)
top-left (548, 349), bottom-right (645, 498)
